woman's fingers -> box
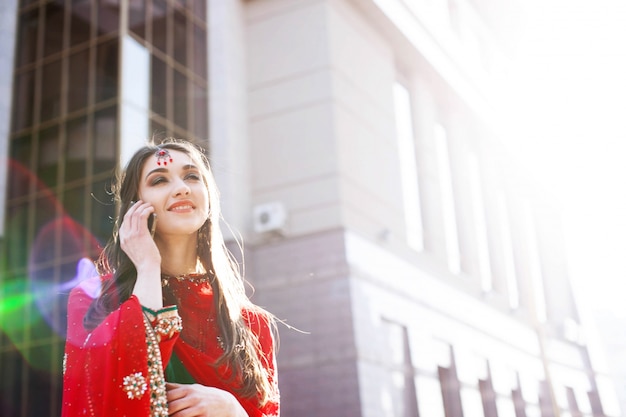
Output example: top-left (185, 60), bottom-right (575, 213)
top-left (122, 200), bottom-right (154, 235)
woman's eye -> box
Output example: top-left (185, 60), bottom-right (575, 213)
top-left (151, 177), bottom-right (167, 185)
top-left (185, 173), bottom-right (201, 181)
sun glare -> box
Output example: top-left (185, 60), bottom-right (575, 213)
top-left (503, 0), bottom-right (626, 315)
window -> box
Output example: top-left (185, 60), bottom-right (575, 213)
top-left (435, 124), bottom-right (460, 274)
top-left (498, 193), bottom-right (519, 309)
top-left (468, 153), bottom-right (491, 290)
top-left (523, 200), bottom-right (547, 322)
top-left (382, 319), bottom-right (419, 417)
top-left (393, 82), bottom-right (424, 252)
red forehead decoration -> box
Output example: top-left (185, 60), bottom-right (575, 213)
top-left (155, 147), bottom-right (173, 166)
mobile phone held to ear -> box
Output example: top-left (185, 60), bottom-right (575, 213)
top-left (148, 213), bottom-right (157, 238)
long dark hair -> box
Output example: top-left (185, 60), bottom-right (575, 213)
top-left (84, 138), bottom-right (276, 404)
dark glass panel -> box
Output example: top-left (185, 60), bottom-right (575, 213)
top-left (68, 49), bottom-right (90, 113)
top-left (150, 119), bottom-right (166, 138)
top-left (129, 0), bottom-right (146, 39)
top-left (151, 0), bottom-right (168, 53)
top-left (173, 69), bottom-right (187, 130)
top-left (89, 178), bottom-right (115, 246)
top-left (65, 116), bottom-right (88, 182)
top-left (151, 55), bottom-right (167, 118)
top-left (96, 0), bottom-right (120, 35)
top-left (95, 39), bottom-right (119, 103)
top-left (17, 9), bottom-right (39, 67)
top-left (22, 354), bottom-right (54, 416)
top-left (192, 82), bottom-right (207, 140)
top-left (192, 23), bottom-right (207, 79)
top-left (40, 59), bottom-right (63, 122)
top-left (173, 10), bottom-right (186, 66)
top-left (93, 106), bottom-right (117, 175)
top-left (0, 350), bottom-right (26, 414)
top-left (5, 203), bottom-right (29, 273)
top-left (12, 70), bottom-right (35, 131)
top-left (44, 1), bottom-right (65, 58)
top-left (34, 193), bottom-right (60, 266)
top-left (192, 0), bottom-right (206, 21)
top-left (38, 125), bottom-right (60, 188)
top-left (63, 185), bottom-right (86, 225)
top-left (9, 134), bottom-right (34, 180)
top-left (9, 134), bottom-right (33, 199)
top-left (70, 0), bottom-right (92, 47)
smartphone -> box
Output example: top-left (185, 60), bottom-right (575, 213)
top-left (148, 213), bottom-right (157, 238)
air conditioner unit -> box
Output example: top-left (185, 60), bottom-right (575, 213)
top-left (253, 202), bottom-right (286, 234)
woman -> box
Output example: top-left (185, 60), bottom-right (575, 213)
top-left (62, 139), bottom-right (279, 417)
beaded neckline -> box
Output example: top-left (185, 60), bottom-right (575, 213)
top-left (161, 272), bottom-right (212, 283)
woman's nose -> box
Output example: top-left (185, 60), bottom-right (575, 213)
top-left (173, 179), bottom-right (191, 196)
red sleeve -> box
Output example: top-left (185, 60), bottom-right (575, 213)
top-left (62, 285), bottom-right (179, 417)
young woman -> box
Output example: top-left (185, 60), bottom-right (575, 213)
top-left (62, 139), bottom-right (279, 417)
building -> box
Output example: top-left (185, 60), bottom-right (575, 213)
top-left (0, 0), bottom-right (619, 416)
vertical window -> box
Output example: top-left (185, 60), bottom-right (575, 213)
top-left (468, 153), bottom-right (491, 290)
top-left (393, 82), bottom-right (424, 252)
top-left (382, 319), bottom-right (419, 417)
top-left (439, 347), bottom-right (463, 417)
top-left (523, 200), bottom-right (547, 322)
top-left (511, 386), bottom-right (527, 417)
top-left (435, 124), bottom-right (460, 274)
top-left (498, 193), bottom-right (519, 309)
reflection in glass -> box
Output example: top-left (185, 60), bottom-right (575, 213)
top-left (9, 134), bottom-right (33, 199)
top-left (41, 59), bottom-right (63, 122)
top-left (174, 69), bottom-right (187, 130)
top-left (17, 9), bottom-right (38, 67)
top-left (63, 185), bottom-right (86, 225)
top-left (44, 2), bottom-right (65, 58)
top-left (90, 178), bottom-right (115, 244)
top-left (93, 106), bottom-right (117, 175)
top-left (192, 0), bottom-right (205, 19)
top-left (12, 70), bottom-right (35, 131)
top-left (38, 125), bottom-right (60, 188)
top-left (150, 120), bottom-right (167, 138)
top-left (97, 0), bottom-right (119, 35)
top-left (68, 49), bottom-right (90, 113)
top-left (70, 0), bottom-right (91, 47)
top-left (192, 23), bottom-right (207, 79)
top-left (173, 10), bottom-right (187, 66)
top-left (151, 55), bottom-right (166, 117)
top-left (129, 0), bottom-right (146, 39)
top-left (6, 203), bottom-right (29, 271)
top-left (95, 39), bottom-right (119, 103)
top-left (192, 82), bottom-right (207, 140)
top-left (152, 0), bottom-right (167, 53)
top-left (65, 116), bottom-right (88, 182)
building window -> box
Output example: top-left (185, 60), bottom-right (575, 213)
top-left (498, 193), bottom-right (519, 309)
top-left (468, 152), bottom-right (492, 291)
top-left (382, 319), bottom-right (419, 417)
top-left (523, 200), bottom-right (547, 322)
top-left (393, 82), bottom-right (424, 252)
top-left (2, 1), bottom-right (209, 415)
top-left (438, 347), bottom-right (463, 417)
top-left (434, 124), bottom-right (460, 274)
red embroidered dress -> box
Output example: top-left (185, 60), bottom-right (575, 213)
top-left (62, 274), bottom-right (279, 417)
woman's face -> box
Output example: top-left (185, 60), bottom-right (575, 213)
top-left (137, 149), bottom-right (209, 238)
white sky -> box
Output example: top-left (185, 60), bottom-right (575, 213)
top-left (503, 0), bottom-right (626, 316)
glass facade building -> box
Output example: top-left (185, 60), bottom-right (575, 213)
top-left (1, 0), bottom-right (208, 415)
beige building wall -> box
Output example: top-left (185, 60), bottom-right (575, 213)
top-left (210, 0), bottom-right (617, 416)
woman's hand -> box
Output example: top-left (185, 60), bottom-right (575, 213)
top-left (119, 200), bottom-right (160, 269)
top-left (120, 200), bottom-right (163, 309)
top-left (166, 383), bottom-right (248, 417)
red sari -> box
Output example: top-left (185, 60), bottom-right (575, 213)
top-left (62, 274), bottom-right (279, 417)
